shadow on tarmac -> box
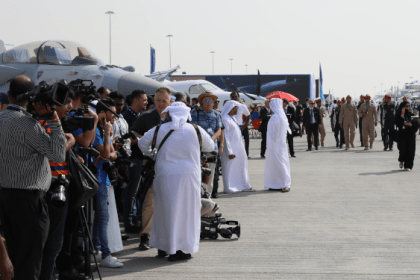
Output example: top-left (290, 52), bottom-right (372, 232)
top-left (359, 169), bottom-right (403, 176)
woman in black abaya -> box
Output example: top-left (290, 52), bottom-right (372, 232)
top-left (396, 101), bottom-right (418, 171)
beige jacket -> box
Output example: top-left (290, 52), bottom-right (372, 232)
top-left (358, 104), bottom-right (378, 125)
top-left (339, 103), bottom-right (358, 125)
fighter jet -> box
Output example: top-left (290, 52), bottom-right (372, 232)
top-left (0, 40), bottom-right (176, 95)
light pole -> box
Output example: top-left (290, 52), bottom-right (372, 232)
top-left (105, 11), bottom-right (114, 64)
top-left (230, 58), bottom-right (233, 74)
top-left (245, 64), bottom-right (248, 74)
top-left (167, 34), bottom-right (173, 68)
top-left (210, 51), bottom-right (215, 74)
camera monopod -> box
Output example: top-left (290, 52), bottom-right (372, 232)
top-left (77, 146), bottom-right (102, 280)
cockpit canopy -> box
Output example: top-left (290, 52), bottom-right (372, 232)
top-left (2, 40), bottom-right (103, 66)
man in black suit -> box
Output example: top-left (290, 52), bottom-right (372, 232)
top-left (293, 100), bottom-right (303, 137)
top-left (302, 99), bottom-right (322, 151)
top-left (258, 100), bottom-right (271, 158)
top-left (282, 99), bottom-right (296, 157)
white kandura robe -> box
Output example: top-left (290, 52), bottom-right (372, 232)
top-left (264, 99), bottom-right (291, 189)
top-left (107, 185), bottom-right (123, 253)
top-left (138, 119), bottom-right (214, 255)
top-left (221, 101), bottom-right (251, 193)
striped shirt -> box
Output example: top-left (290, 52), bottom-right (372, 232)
top-left (40, 120), bottom-right (70, 176)
top-left (0, 104), bottom-right (67, 191)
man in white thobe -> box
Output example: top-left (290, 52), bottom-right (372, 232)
top-left (264, 98), bottom-right (291, 192)
top-left (220, 100), bottom-right (255, 193)
top-left (138, 102), bottom-right (214, 261)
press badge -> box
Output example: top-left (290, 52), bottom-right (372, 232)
top-left (207, 128), bottom-right (213, 134)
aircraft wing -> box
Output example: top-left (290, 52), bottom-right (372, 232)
top-left (0, 65), bottom-right (26, 86)
top-left (145, 65), bottom-right (180, 82)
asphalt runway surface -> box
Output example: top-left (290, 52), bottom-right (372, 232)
top-left (94, 123), bottom-right (420, 279)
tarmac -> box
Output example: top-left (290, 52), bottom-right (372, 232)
top-left (94, 123), bottom-right (420, 280)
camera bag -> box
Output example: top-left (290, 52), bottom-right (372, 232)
top-left (67, 148), bottom-right (99, 210)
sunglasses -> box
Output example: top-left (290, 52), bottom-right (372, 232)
top-left (405, 106), bottom-right (410, 108)
top-left (309, 103), bottom-right (315, 105)
top-left (205, 99), bottom-right (214, 103)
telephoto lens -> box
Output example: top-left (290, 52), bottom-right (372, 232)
top-left (50, 174), bottom-right (69, 208)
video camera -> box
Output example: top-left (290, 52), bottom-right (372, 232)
top-left (68, 79), bottom-right (97, 104)
top-left (62, 108), bottom-right (95, 132)
top-left (201, 213), bottom-right (241, 240)
top-left (115, 131), bottom-right (137, 158)
top-left (201, 151), bottom-right (218, 178)
top-left (18, 81), bottom-right (70, 119)
top-left (49, 174), bottom-right (69, 208)
top-left (136, 158), bottom-right (156, 203)
top-left (102, 156), bottom-right (139, 185)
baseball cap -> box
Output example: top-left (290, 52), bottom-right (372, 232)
top-left (0, 93), bottom-right (9, 104)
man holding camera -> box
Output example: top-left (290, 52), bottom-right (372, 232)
top-left (91, 98), bottom-right (124, 268)
top-left (38, 91), bottom-right (81, 280)
top-left (190, 92), bottom-right (222, 197)
top-left (121, 89), bottom-right (149, 233)
top-left (0, 75), bottom-right (67, 280)
top-left (131, 87), bottom-right (172, 251)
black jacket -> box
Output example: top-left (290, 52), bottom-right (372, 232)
top-left (284, 106), bottom-right (296, 132)
top-left (258, 106), bottom-right (271, 133)
top-left (302, 107), bottom-right (322, 127)
top-left (295, 105), bottom-right (303, 120)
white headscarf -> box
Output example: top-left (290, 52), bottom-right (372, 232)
top-left (221, 100), bottom-right (241, 119)
top-left (270, 98), bottom-right (291, 134)
top-left (161, 102), bottom-right (191, 131)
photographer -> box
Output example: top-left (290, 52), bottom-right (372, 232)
top-left (38, 91), bottom-right (78, 280)
top-left (0, 75), bottom-right (67, 280)
top-left (91, 98), bottom-right (123, 268)
top-left (55, 81), bottom-right (99, 279)
top-left (190, 92), bottom-right (222, 196)
top-left (67, 82), bottom-right (99, 148)
top-left (131, 87), bottom-right (171, 250)
top-left (111, 90), bottom-right (146, 233)
top-left (138, 102), bottom-right (215, 261)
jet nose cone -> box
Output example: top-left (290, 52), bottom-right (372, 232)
top-left (118, 73), bottom-right (175, 96)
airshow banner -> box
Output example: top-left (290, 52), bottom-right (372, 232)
top-left (170, 74), bottom-right (311, 103)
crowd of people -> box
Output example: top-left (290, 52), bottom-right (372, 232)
top-left (0, 74), bottom-right (416, 280)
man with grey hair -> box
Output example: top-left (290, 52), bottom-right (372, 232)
top-left (174, 92), bottom-right (187, 104)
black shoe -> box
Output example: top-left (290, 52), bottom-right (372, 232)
top-left (158, 249), bottom-right (168, 257)
top-left (139, 235), bottom-right (150, 251)
top-left (121, 234), bottom-right (129, 240)
top-left (168, 251), bottom-right (192, 261)
top-left (384, 147), bottom-right (388, 151)
top-left (336, 142), bottom-right (339, 147)
top-left (260, 155), bottom-right (265, 158)
top-left (389, 148), bottom-right (393, 151)
top-left (306, 149), bottom-right (311, 151)
top-left (291, 155), bottom-right (296, 158)
top-left (59, 269), bottom-right (88, 280)
top-left (211, 193), bottom-right (219, 199)
top-left (125, 224), bottom-right (141, 234)
top-left (315, 147), bottom-right (318, 150)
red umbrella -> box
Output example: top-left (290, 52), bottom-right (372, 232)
top-left (265, 91), bottom-right (299, 102)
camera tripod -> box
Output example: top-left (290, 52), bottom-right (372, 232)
top-left (79, 201), bottom-right (102, 280)
top-left (78, 146), bottom-right (102, 280)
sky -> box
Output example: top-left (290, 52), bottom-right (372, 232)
top-left (1, 0), bottom-right (420, 98)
